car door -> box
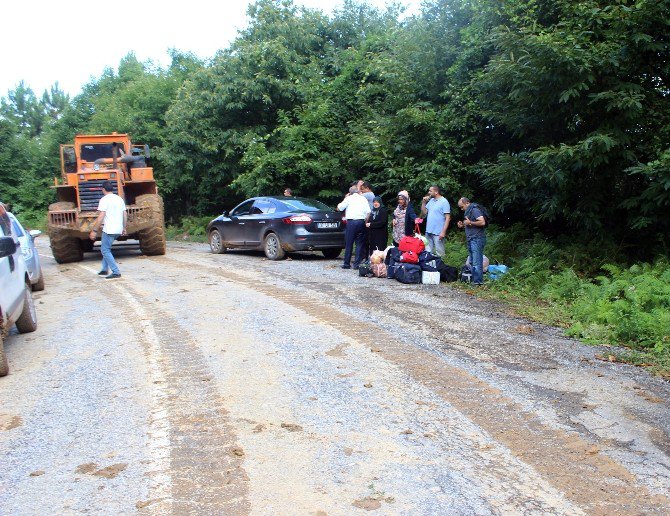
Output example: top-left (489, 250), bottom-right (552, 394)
top-left (226, 200), bottom-right (255, 246)
top-left (244, 199), bottom-right (275, 247)
top-left (9, 214), bottom-right (39, 284)
top-left (0, 208), bottom-right (24, 322)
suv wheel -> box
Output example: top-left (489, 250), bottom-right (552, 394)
top-left (0, 334), bottom-right (8, 377)
top-left (264, 233), bottom-right (286, 260)
top-left (15, 282), bottom-right (37, 334)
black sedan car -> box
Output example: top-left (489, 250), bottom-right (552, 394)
top-left (206, 196), bottom-right (344, 260)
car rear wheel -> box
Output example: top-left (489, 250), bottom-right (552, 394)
top-left (322, 248), bottom-right (343, 259)
top-left (209, 229), bottom-right (227, 254)
top-left (264, 232), bottom-right (286, 260)
top-left (15, 282), bottom-right (37, 334)
top-left (0, 334), bottom-right (8, 377)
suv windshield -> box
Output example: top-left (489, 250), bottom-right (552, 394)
top-left (10, 217), bottom-right (24, 237)
top-left (80, 143), bottom-right (126, 162)
top-left (278, 198), bottom-right (332, 212)
top-left (0, 204), bottom-right (9, 236)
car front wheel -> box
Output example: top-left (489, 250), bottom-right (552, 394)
top-left (209, 229), bottom-right (227, 254)
top-left (0, 334), bottom-right (8, 377)
top-left (15, 282), bottom-right (37, 334)
top-left (264, 233), bottom-right (286, 260)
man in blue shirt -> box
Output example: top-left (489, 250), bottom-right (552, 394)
top-left (420, 185), bottom-right (451, 257)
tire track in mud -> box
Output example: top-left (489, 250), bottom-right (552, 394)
top-left (160, 251), bottom-right (670, 514)
top-left (73, 264), bottom-right (250, 515)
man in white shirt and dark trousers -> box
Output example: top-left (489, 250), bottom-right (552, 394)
top-left (89, 181), bottom-right (127, 279)
top-left (337, 186), bottom-right (371, 269)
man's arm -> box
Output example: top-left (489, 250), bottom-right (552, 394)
top-left (123, 210), bottom-right (128, 235)
top-left (465, 216), bottom-right (485, 227)
top-left (337, 197), bottom-right (349, 211)
top-left (420, 197), bottom-right (429, 217)
top-left (89, 211), bottom-right (105, 240)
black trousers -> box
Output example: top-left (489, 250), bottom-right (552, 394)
top-left (343, 219), bottom-right (366, 267)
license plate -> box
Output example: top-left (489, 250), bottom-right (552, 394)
top-left (317, 222), bottom-right (338, 229)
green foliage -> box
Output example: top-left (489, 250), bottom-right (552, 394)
top-left (567, 262), bottom-right (670, 350)
top-left (165, 216), bottom-right (213, 243)
top-left (474, 229), bottom-right (670, 371)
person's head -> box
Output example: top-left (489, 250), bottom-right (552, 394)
top-left (457, 197), bottom-right (471, 211)
top-left (356, 179), bottom-right (364, 190)
top-left (360, 181), bottom-right (372, 193)
top-left (349, 185), bottom-right (359, 195)
top-left (102, 180), bottom-right (115, 194)
top-left (373, 196), bottom-right (382, 209)
top-left (397, 193), bottom-right (408, 207)
top-left (428, 185), bottom-right (441, 198)
top-left (284, 188), bottom-right (292, 196)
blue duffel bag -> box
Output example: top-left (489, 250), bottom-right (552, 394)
top-left (394, 263), bottom-right (422, 284)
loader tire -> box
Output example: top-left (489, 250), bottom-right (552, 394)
top-left (136, 194), bottom-right (166, 256)
top-left (49, 229), bottom-right (84, 263)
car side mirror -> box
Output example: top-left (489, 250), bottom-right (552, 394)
top-left (29, 229), bottom-right (42, 238)
top-left (222, 210), bottom-right (229, 217)
top-left (0, 236), bottom-right (18, 259)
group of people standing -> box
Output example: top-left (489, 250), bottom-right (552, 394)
top-left (337, 181), bottom-right (487, 285)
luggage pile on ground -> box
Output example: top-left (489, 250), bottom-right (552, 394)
top-left (358, 236), bottom-right (460, 285)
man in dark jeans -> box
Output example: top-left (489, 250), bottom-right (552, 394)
top-left (337, 186), bottom-right (371, 269)
top-left (457, 197), bottom-right (486, 285)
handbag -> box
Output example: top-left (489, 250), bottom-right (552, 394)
top-left (371, 263), bottom-right (387, 278)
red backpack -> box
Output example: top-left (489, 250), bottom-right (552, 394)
top-left (398, 235), bottom-right (425, 255)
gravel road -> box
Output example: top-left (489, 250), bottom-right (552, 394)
top-left (1, 240), bottom-right (668, 514)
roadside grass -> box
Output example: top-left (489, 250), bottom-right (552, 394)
top-left (165, 216), bottom-right (212, 243)
top-left (442, 226), bottom-right (670, 377)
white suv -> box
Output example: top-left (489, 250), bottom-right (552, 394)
top-left (0, 203), bottom-right (37, 376)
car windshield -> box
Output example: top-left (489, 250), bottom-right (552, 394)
top-left (278, 198), bottom-right (332, 212)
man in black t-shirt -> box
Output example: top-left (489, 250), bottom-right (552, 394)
top-left (457, 197), bottom-right (486, 285)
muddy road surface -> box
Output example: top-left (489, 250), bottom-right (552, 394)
top-left (1, 240), bottom-right (669, 514)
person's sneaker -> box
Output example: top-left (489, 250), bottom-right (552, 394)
top-left (341, 264), bottom-right (351, 269)
top-left (97, 270), bottom-right (109, 276)
top-left (105, 273), bottom-right (121, 279)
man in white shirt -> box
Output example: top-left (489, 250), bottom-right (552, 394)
top-left (89, 181), bottom-right (127, 279)
top-left (337, 186), bottom-right (371, 269)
